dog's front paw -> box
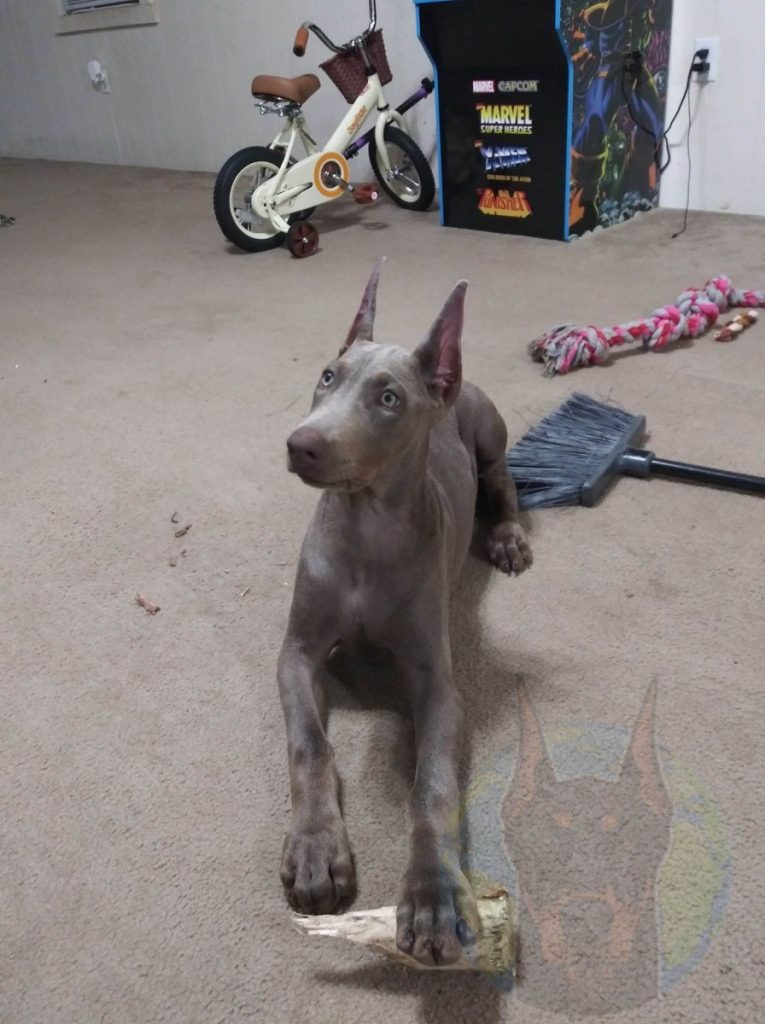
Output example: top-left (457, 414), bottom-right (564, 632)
top-left (488, 521), bottom-right (533, 575)
top-left (280, 817), bottom-right (356, 914)
top-left (395, 862), bottom-right (479, 966)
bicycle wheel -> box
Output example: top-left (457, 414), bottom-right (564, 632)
top-left (369, 125), bottom-right (435, 212)
top-left (213, 146), bottom-right (289, 253)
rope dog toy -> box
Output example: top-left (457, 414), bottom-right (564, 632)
top-left (529, 276), bottom-right (765, 376)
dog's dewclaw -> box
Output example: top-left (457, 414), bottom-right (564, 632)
top-left (291, 890), bottom-right (515, 972)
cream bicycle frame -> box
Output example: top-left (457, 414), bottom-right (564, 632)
top-left (252, 72), bottom-right (405, 232)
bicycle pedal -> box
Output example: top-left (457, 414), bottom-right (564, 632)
top-left (352, 183), bottom-right (379, 205)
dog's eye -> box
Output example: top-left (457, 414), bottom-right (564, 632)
top-left (320, 369), bottom-right (335, 387)
top-left (381, 389), bottom-right (399, 408)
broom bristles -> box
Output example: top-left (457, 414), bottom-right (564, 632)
top-left (507, 393), bottom-right (645, 509)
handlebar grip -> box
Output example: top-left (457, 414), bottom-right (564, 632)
top-left (293, 26), bottom-right (309, 57)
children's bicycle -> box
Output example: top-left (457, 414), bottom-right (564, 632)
top-left (213, 0), bottom-right (435, 256)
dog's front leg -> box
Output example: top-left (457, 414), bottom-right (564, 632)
top-left (278, 635), bottom-right (355, 914)
top-left (394, 637), bottom-right (479, 966)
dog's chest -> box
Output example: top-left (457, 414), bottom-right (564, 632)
top-left (331, 551), bottom-right (427, 649)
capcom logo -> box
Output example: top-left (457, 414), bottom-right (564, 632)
top-left (498, 80), bottom-right (539, 93)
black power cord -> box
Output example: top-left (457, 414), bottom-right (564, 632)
top-left (671, 77), bottom-right (694, 238)
top-left (621, 48), bottom-right (709, 236)
top-left (667, 49), bottom-right (708, 237)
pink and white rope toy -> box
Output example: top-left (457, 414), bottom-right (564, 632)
top-left (529, 276), bottom-right (765, 376)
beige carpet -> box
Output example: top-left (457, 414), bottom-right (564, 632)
top-left (1, 157), bottom-right (763, 1024)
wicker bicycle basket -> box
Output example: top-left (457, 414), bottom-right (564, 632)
top-left (320, 30), bottom-right (392, 103)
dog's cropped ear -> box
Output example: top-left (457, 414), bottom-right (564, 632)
top-left (618, 681), bottom-right (671, 820)
top-left (340, 258), bottom-right (384, 356)
top-left (502, 682), bottom-right (557, 820)
top-left (414, 280), bottom-right (467, 406)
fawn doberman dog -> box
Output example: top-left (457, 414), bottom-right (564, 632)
top-left (277, 262), bottom-right (532, 966)
top-left (502, 683), bottom-right (673, 1013)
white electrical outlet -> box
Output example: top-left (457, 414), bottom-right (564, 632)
top-left (694, 36), bottom-right (719, 82)
top-left (87, 59), bottom-right (111, 93)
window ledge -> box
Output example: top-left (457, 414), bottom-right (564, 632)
top-left (56, 1), bottom-right (159, 36)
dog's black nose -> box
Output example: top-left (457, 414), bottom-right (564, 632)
top-left (286, 426), bottom-right (329, 474)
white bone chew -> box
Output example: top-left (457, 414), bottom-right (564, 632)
top-left (291, 889), bottom-right (515, 972)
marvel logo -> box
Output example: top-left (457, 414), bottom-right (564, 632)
top-left (472, 80), bottom-right (495, 94)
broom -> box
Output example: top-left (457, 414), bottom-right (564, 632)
top-left (507, 393), bottom-right (765, 509)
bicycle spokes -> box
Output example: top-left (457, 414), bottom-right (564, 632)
top-left (387, 150), bottom-right (419, 199)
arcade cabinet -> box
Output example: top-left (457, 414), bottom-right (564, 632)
top-left (414, 0), bottom-right (674, 240)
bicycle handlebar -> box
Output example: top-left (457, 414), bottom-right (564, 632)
top-left (294, 0), bottom-right (377, 58)
top-left (293, 25), bottom-right (309, 56)
top-left (367, 0), bottom-right (377, 34)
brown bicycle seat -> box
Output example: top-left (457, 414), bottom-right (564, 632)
top-left (251, 74), bottom-right (321, 105)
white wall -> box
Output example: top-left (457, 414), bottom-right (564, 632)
top-left (660, 0), bottom-right (765, 214)
top-left (0, 0), bottom-right (436, 173)
top-left (1, 0), bottom-right (763, 217)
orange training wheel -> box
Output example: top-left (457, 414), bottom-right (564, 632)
top-left (287, 221), bottom-right (319, 258)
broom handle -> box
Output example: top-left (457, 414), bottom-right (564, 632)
top-left (623, 449), bottom-right (765, 496)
